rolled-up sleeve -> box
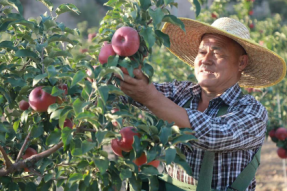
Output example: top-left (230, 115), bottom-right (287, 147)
top-left (185, 99), bottom-right (268, 152)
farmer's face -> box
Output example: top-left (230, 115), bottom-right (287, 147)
top-left (194, 34), bottom-right (247, 92)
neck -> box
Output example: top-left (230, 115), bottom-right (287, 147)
top-left (200, 87), bottom-right (225, 103)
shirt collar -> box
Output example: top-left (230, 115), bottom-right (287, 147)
top-left (189, 83), bottom-right (242, 106)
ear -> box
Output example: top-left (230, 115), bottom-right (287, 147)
top-left (238, 55), bottom-right (248, 72)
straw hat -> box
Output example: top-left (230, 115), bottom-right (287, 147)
top-left (161, 17), bottom-right (286, 88)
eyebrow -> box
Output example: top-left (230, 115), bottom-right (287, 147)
top-left (198, 46), bottom-right (222, 51)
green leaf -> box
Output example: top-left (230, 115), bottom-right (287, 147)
top-left (94, 158), bottom-right (109, 174)
top-left (71, 70), bottom-right (86, 88)
top-left (75, 111), bottom-right (96, 120)
top-left (139, 27), bottom-right (155, 49)
top-left (162, 15), bottom-right (185, 32)
top-left (21, 110), bottom-right (29, 123)
top-left (99, 66), bottom-right (124, 79)
top-left (149, 176), bottom-right (159, 191)
top-left (139, 0), bottom-right (151, 10)
top-left (0, 41), bottom-right (17, 51)
top-left (107, 55), bottom-right (119, 67)
top-left (87, 181), bottom-right (99, 191)
top-left (13, 120), bottom-right (20, 132)
top-left (48, 34), bottom-right (75, 45)
top-left (49, 50), bottom-right (72, 58)
top-left (25, 182), bottom-right (37, 191)
top-left (77, 160), bottom-right (89, 169)
top-left (73, 99), bottom-right (88, 115)
top-left (129, 173), bottom-right (141, 191)
top-left (30, 124), bottom-right (44, 138)
top-left (165, 147), bottom-right (176, 165)
top-left (0, 123), bottom-right (9, 133)
top-left (140, 165), bottom-right (159, 175)
top-left (46, 128), bottom-right (61, 145)
top-left (155, 30), bottom-right (170, 47)
top-left (37, 0), bottom-right (53, 12)
top-left (50, 86), bottom-right (64, 97)
top-left (0, 87), bottom-right (12, 104)
top-left (10, 19), bottom-right (36, 30)
top-left (44, 174), bottom-right (53, 182)
top-left (56, 3), bottom-right (80, 15)
top-left (33, 73), bottom-right (48, 86)
top-left (81, 140), bottom-right (97, 154)
top-left (59, 106), bottom-right (73, 129)
top-left (0, 0), bottom-right (23, 15)
top-left (142, 63), bottom-right (154, 82)
top-left (98, 86), bottom-right (109, 105)
top-left (160, 127), bottom-right (171, 145)
top-left (15, 49), bottom-right (38, 58)
top-left (68, 173), bottom-right (83, 185)
top-left (61, 127), bottom-right (73, 146)
top-left (164, 0), bottom-right (174, 5)
top-left (50, 109), bottom-right (63, 120)
top-left (173, 154), bottom-right (192, 176)
top-left (193, 0), bottom-right (201, 17)
top-left (96, 131), bottom-right (108, 145)
top-left (44, 103), bottom-right (58, 114)
top-left (170, 134), bottom-right (196, 145)
top-left (148, 8), bottom-right (165, 27)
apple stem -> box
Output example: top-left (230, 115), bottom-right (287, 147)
top-left (16, 132), bottom-right (31, 162)
top-left (0, 145), bottom-right (13, 169)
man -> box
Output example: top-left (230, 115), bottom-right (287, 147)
top-left (117, 17), bottom-right (286, 190)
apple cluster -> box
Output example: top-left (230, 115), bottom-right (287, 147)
top-left (111, 127), bottom-right (160, 169)
top-left (19, 85), bottom-right (73, 129)
top-left (268, 127), bottom-right (287, 158)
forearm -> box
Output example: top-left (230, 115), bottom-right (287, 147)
top-left (144, 91), bottom-right (191, 128)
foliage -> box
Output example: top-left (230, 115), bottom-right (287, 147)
top-left (0, 0), bottom-right (201, 190)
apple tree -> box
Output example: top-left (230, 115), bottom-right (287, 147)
top-left (0, 0), bottom-right (202, 190)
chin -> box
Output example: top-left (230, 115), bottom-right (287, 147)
top-left (198, 80), bottom-right (216, 88)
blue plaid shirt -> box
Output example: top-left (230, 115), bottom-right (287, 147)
top-left (125, 80), bottom-right (267, 191)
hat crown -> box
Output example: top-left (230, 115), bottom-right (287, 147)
top-left (211, 17), bottom-right (250, 39)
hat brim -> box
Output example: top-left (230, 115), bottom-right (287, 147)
top-left (161, 18), bottom-right (286, 88)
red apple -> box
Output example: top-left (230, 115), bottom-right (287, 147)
top-left (117, 127), bottom-right (140, 152)
top-left (19, 100), bottom-right (30, 111)
top-left (58, 84), bottom-right (68, 95)
top-left (88, 33), bottom-right (97, 42)
top-left (63, 119), bottom-right (73, 129)
top-left (147, 160), bottom-right (160, 168)
top-left (133, 152), bottom-right (147, 166)
top-left (98, 41), bottom-right (116, 64)
top-left (111, 108), bottom-right (119, 113)
top-left (211, 13), bottom-right (217, 18)
top-left (111, 139), bottom-right (123, 157)
top-left (249, 10), bottom-right (254, 15)
top-left (29, 87), bottom-right (57, 112)
top-left (111, 26), bottom-right (140, 57)
top-left (22, 147), bottom-right (38, 172)
top-left (249, 23), bottom-right (254, 29)
top-left (277, 147), bottom-right (287, 159)
top-left (269, 129), bottom-right (276, 138)
top-left (80, 48), bottom-right (89, 53)
top-left (275, 127), bottom-right (287, 140)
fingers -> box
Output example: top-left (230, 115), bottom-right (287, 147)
top-left (114, 72), bottom-right (138, 85)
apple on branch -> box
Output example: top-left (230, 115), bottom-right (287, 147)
top-left (22, 147), bottom-right (38, 172)
top-left (29, 87), bottom-right (57, 112)
top-left (98, 41), bottom-right (116, 64)
top-left (111, 26), bottom-right (140, 57)
top-left (19, 100), bottom-right (30, 111)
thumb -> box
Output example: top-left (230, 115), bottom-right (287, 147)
top-left (133, 69), bottom-right (145, 79)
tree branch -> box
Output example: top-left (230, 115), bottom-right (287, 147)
top-left (0, 141), bottom-right (63, 176)
top-left (16, 132), bottom-right (31, 162)
top-left (0, 146), bottom-right (12, 169)
top-left (147, 19), bottom-right (153, 25)
top-left (20, 59), bottom-right (31, 71)
top-left (106, 73), bottom-right (114, 85)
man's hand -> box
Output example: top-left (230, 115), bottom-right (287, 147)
top-left (115, 69), bottom-right (191, 129)
top-left (116, 69), bottom-right (159, 107)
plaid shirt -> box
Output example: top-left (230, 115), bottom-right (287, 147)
top-left (127, 80), bottom-right (267, 191)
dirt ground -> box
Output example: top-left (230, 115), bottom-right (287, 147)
top-left (256, 138), bottom-right (287, 191)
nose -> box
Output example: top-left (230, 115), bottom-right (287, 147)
top-left (200, 52), bottom-right (213, 65)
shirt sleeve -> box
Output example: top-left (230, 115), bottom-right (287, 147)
top-left (185, 96), bottom-right (268, 152)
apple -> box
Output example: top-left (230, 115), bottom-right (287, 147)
top-left (211, 13), bottom-right (217, 18)
top-left (19, 100), bottom-right (30, 111)
top-left (22, 147), bottom-right (38, 172)
top-left (111, 139), bottom-right (123, 157)
top-left (133, 152), bottom-right (147, 166)
top-left (63, 119), bottom-right (73, 129)
top-left (275, 127), bottom-right (287, 140)
top-left (111, 26), bottom-right (140, 57)
top-left (249, 10), bottom-right (254, 15)
top-left (117, 127), bottom-right (140, 152)
top-left (269, 129), bottom-right (276, 138)
top-left (98, 41), bottom-right (116, 64)
top-left (88, 33), bottom-right (97, 42)
top-left (147, 160), bottom-right (160, 168)
top-left (58, 84), bottom-right (68, 95)
top-left (29, 87), bottom-right (57, 112)
top-left (249, 23), bottom-right (254, 29)
top-left (277, 147), bottom-right (287, 159)
top-left (80, 48), bottom-right (89, 53)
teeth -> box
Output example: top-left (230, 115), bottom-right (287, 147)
top-left (202, 71), bottom-right (213, 74)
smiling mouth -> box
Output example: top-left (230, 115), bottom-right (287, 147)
top-left (201, 70), bottom-right (214, 74)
